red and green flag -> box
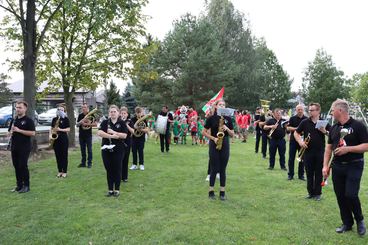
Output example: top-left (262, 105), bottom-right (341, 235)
top-left (202, 87), bottom-right (224, 114)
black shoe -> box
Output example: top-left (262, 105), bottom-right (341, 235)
top-left (281, 167), bottom-right (287, 171)
top-left (106, 191), bottom-right (114, 197)
top-left (336, 224), bottom-right (352, 233)
top-left (208, 191), bottom-right (216, 200)
top-left (11, 186), bottom-right (22, 192)
top-left (305, 194), bottom-right (314, 199)
top-left (219, 191), bottom-right (226, 201)
top-left (113, 191), bottom-right (120, 197)
top-left (357, 220), bottom-right (366, 236)
top-left (18, 186), bottom-right (30, 193)
top-left (262, 155), bottom-right (267, 159)
top-left (314, 195), bottom-right (322, 201)
top-left (268, 167), bottom-right (274, 170)
top-left (298, 176), bottom-right (306, 181)
top-left (78, 164), bottom-right (86, 168)
top-left (87, 165), bottom-right (92, 168)
top-left (287, 176), bottom-right (293, 180)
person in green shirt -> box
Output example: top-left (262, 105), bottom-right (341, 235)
top-left (173, 119), bottom-right (180, 144)
top-left (180, 118), bottom-right (188, 144)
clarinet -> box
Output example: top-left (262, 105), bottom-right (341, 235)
top-left (7, 116), bottom-right (17, 151)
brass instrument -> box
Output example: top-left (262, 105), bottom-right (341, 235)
top-left (133, 112), bottom-right (152, 137)
top-left (49, 116), bottom-right (61, 148)
top-left (81, 107), bottom-right (98, 130)
top-left (267, 120), bottom-right (279, 139)
top-left (297, 133), bottom-right (310, 162)
top-left (216, 116), bottom-right (225, 150)
top-left (260, 99), bottom-right (271, 115)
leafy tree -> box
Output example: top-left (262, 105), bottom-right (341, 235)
top-left (106, 80), bottom-right (122, 107)
top-left (122, 83), bottom-right (137, 114)
top-left (34, 0), bottom-right (147, 146)
top-left (0, 73), bottom-right (13, 107)
top-left (351, 72), bottom-right (368, 109)
top-left (302, 49), bottom-right (350, 112)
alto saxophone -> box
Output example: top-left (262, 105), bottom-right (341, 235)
top-left (49, 116), bottom-right (61, 148)
top-left (216, 116), bottom-right (225, 150)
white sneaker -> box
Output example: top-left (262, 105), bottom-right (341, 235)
top-left (216, 173), bottom-right (220, 179)
top-left (139, 165), bottom-right (145, 171)
top-left (205, 175), bottom-right (210, 181)
top-left (130, 165), bottom-right (138, 170)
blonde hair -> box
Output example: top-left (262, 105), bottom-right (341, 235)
top-left (109, 105), bottom-right (119, 112)
top-left (135, 106), bottom-right (143, 114)
top-left (210, 99), bottom-right (225, 115)
top-left (120, 106), bottom-right (128, 113)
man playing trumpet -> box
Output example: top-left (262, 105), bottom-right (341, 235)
top-left (294, 103), bottom-right (330, 201)
top-left (77, 103), bottom-right (97, 168)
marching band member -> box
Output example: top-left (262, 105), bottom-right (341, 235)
top-left (263, 108), bottom-right (287, 170)
top-left (202, 99), bottom-right (234, 201)
top-left (323, 99), bottom-right (368, 235)
top-left (8, 101), bottom-right (36, 193)
top-left (158, 106), bottom-right (174, 153)
top-left (254, 107), bottom-right (262, 154)
top-left (286, 104), bottom-right (307, 180)
top-left (130, 107), bottom-right (149, 170)
top-left (51, 103), bottom-right (70, 178)
top-left (77, 103), bottom-right (96, 168)
top-left (97, 105), bottom-right (128, 197)
top-left (120, 107), bottom-right (133, 182)
top-left (295, 103), bottom-right (330, 201)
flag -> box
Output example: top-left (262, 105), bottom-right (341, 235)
top-left (202, 87), bottom-right (225, 114)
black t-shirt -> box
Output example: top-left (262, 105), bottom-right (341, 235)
top-left (254, 114), bottom-right (261, 130)
top-left (158, 111), bottom-right (174, 130)
top-left (328, 118), bottom-right (368, 162)
top-left (204, 115), bottom-right (233, 137)
top-left (77, 113), bottom-right (94, 138)
top-left (123, 118), bottom-right (134, 144)
top-left (296, 118), bottom-right (331, 152)
top-left (288, 115), bottom-right (307, 142)
top-left (131, 116), bottom-right (147, 139)
top-left (265, 118), bottom-right (287, 139)
top-left (99, 119), bottom-right (128, 148)
top-left (9, 115), bottom-right (35, 151)
top-left (51, 116), bottom-right (70, 138)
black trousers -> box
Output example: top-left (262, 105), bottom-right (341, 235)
top-left (332, 161), bottom-right (364, 226)
top-left (261, 131), bottom-right (268, 157)
top-left (53, 135), bottom-right (69, 173)
top-left (132, 137), bottom-right (145, 165)
top-left (288, 140), bottom-right (305, 178)
top-left (122, 143), bottom-right (131, 180)
top-left (79, 135), bottom-right (92, 166)
top-left (102, 148), bottom-right (124, 191)
top-left (304, 150), bottom-right (323, 196)
top-left (209, 137), bottom-right (230, 187)
top-left (11, 148), bottom-right (31, 187)
top-left (160, 131), bottom-right (170, 152)
top-left (269, 138), bottom-right (286, 168)
top-left (255, 129), bottom-right (262, 153)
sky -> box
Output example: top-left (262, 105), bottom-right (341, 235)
top-left (1, 0), bottom-right (368, 92)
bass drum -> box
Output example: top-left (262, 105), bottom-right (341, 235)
top-left (156, 115), bottom-right (168, 135)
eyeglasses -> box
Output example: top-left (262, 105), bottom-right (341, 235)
top-left (308, 109), bottom-right (316, 112)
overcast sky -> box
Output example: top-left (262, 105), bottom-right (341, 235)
top-left (1, 0), bottom-right (368, 92)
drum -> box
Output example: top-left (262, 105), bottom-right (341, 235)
top-left (156, 115), bottom-right (168, 134)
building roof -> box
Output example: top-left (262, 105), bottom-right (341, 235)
top-left (8, 79), bottom-right (92, 93)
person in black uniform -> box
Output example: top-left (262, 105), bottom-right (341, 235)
top-left (258, 109), bottom-right (270, 159)
top-left (51, 104), bottom-right (70, 178)
top-left (97, 105), bottom-right (128, 197)
top-left (77, 103), bottom-right (97, 168)
top-left (202, 99), bottom-right (234, 201)
top-left (158, 106), bottom-right (174, 153)
top-left (323, 99), bottom-right (368, 235)
top-left (295, 103), bottom-right (329, 201)
top-left (120, 106), bottom-right (134, 182)
top-left (287, 104), bottom-right (307, 180)
top-left (254, 107), bottom-right (262, 154)
top-left (8, 101), bottom-right (36, 193)
top-left (263, 108), bottom-right (288, 170)
top-left (130, 107), bottom-right (150, 171)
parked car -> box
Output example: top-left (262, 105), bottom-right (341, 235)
top-left (38, 108), bottom-right (78, 125)
top-left (0, 105), bottom-right (39, 127)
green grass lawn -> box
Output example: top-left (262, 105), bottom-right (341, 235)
top-left (0, 136), bottom-right (367, 244)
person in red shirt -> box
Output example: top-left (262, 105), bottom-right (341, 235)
top-left (239, 111), bottom-right (249, 142)
top-left (235, 111), bottom-right (243, 139)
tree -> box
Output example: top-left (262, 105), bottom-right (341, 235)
top-left (122, 82), bottom-right (137, 113)
top-left (351, 72), bottom-right (368, 109)
top-left (0, 73), bottom-right (13, 107)
top-left (106, 80), bottom-right (122, 107)
top-left (34, 0), bottom-right (147, 146)
top-left (302, 49), bottom-right (350, 112)
top-left (0, 0), bottom-right (63, 121)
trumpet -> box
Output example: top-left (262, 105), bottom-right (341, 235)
top-left (268, 120), bottom-right (279, 139)
top-left (297, 133), bottom-right (310, 162)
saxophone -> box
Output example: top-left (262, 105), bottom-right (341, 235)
top-left (133, 112), bottom-right (152, 137)
top-left (216, 116), bottom-right (225, 150)
top-left (49, 116), bottom-right (61, 148)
